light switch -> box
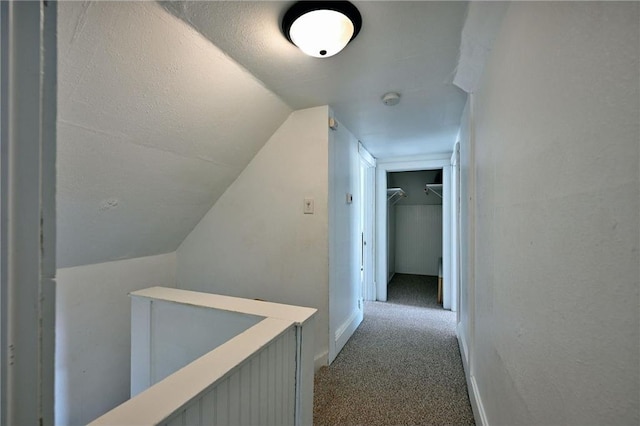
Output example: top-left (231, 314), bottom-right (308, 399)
top-left (304, 198), bottom-right (314, 214)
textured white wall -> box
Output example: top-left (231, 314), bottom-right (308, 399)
top-left (57, 1), bottom-right (291, 268)
top-left (457, 100), bottom-right (472, 367)
top-left (328, 114), bottom-right (363, 362)
top-left (464, 2), bottom-right (639, 425)
top-left (176, 106), bottom-right (329, 362)
top-left (55, 253), bottom-right (177, 426)
top-left (394, 205), bottom-right (443, 276)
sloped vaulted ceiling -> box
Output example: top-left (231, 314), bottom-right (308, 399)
top-left (57, 1), bottom-right (292, 268)
top-left (161, 1), bottom-right (468, 158)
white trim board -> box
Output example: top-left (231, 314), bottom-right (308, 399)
top-left (314, 350), bottom-right (329, 372)
top-left (469, 375), bottom-right (489, 426)
top-left (1, 2), bottom-right (57, 424)
top-left (457, 324), bottom-right (487, 426)
top-left (333, 309), bottom-right (363, 361)
top-left (131, 287), bottom-right (316, 326)
top-left (376, 152), bottom-right (452, 165)
top-left (457, 323), bottom-right (469, 368)
top-left (358, 142), bottom-right (376, 167)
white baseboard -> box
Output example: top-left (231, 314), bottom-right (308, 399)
top-left (333, 309), bottom-right (363, 359)
top-left (388, 272), bottom-right (395, 283)
top-left (469, 375), bottom-right (488, 426)
top-left (456, 324), bottom-right (488, 426)
top-left (314, 350), bottom-right (328, 372)
top-left (457, 323), bottom-right (469, 369)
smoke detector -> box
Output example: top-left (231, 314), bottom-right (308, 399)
top-left (382, 92), bottom-right (401, 106)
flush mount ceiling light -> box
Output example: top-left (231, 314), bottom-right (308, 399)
top-left (282, 1), bottom-right (362, 58)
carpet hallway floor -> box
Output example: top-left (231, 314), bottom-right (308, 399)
top-left (313, 274), bottom-right (475, 425)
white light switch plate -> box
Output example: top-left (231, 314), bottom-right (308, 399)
top-left (304, 198), bottom-right (314, 214)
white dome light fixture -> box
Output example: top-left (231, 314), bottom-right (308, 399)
top-left (282, 1), bottom-right (362, 58)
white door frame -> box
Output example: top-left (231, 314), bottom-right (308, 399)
top-left (1, 1), bottom-right (57, 424)
top-left (375, 154), bottom-right (453, 302)
top-left (358, 143), bottom-right (376, 301)
top-left (451, 143), bottom-right (461, 313)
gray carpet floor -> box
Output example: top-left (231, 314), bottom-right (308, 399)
top-left (313, 274), bottom-right (475, 425)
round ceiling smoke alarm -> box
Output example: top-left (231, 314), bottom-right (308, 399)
top-left (382, 92), bottom-right (401, 106)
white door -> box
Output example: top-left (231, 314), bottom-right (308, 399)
top-left (359, 148), bottom-right (376, 301)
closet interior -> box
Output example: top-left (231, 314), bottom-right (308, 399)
top-left (387, 170), bottom-right (443, 302)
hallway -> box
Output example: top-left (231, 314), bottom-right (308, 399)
top-left (314, 274), bottom-right (474, 425)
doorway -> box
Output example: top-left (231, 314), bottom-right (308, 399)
top-left (374, 155), bottom-right (456, 309)
top-left (386, 170), bottom-right (443, 300)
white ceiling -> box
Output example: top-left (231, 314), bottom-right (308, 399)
top-left (57, 1), bottom-right (475, 268)
top-left (161, 1), bottom-right (469, 158)
top-left (57, 1), bottom-right (291, 267)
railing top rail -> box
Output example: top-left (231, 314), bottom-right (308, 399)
top-left (130, 286), bottom-right (317, 325)
top-left (89, 317), bottom-right (295, 426)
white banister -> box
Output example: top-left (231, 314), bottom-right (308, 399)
top-left (89, 287), bottom-right (316, 426)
